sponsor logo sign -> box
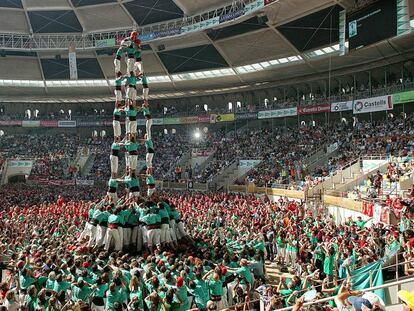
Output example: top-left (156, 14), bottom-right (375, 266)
top-left (353, 95), bottom-right (393, 114)
top-left (298, 104), bottom-right (330, 115)
top-left (331, 101), bottom-right (353, 112)
top-left (257, 107), bottom-right (297, 119)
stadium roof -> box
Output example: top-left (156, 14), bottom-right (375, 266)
top-left (0, 0), bottom-right (413, 101)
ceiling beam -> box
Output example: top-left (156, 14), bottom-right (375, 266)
top-left (67, 0), bottom-right (88, 33)
top-left (148, 44), bottom-right (178, 90)
top-left (93, 50), bottom-right (113, 95)
top-left (202, 32), bottom-right (245, 83)
top-left (268, 24), bottom-right (318, 73)
top-left (35, 52), bottom-right (48, 95)
top-left (117, 0), bottom-right (137, 29)
top-left (20, 0), bottom-right (34, 33)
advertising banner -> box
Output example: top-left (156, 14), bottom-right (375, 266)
top-left (239, 160), bottom-right (261, 168)
top-left (0, 120), bottom-right (21, 126)
top-left (182, 17), bottom-right (220, 33)
top-left (257, 107), bottom-right (297, 119)
top-left (219, 9), bottom-right (245, 24)
top-left (95, 38), bottom-right (116, 48)
top-left (180, 116), bottom-right (199, 124)
top-left (58, 120), bottom-right (77, 128)
top-left (40, 120), bottom-right (58, 127)
top-left (245, 0), bottom-right (264, 14)
top-left (331, 101), bottom-right (353, 112)
top-left (197, 115), bottom-right (211, 123)
top-left (22, 120), bottom-right (40, 128)
top-left (77, 121), bottom-right (103, 127)
top-left (68, 51), bottom-right (78, 80)
top-left (298, 104), bottom-right (330, 115)
top-left (76, 179), bottom-right (94, 186)
top-left (163, 117), bottom-right (181, 125)
top-left (393, 90), bottom-right (414, 105)
top-left (8, 160), bottom-right (33, 167)
top-left (215, 113), bottom-right (235, 123)
top-left (235, 112), bottom-right (257, 120)
top-left (154, 28), bottom-right (182, 39)
top-left (353, 95), bottom-right (393, 114)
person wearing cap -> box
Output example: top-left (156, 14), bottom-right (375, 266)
top-left (175, 276), bottom-right (189, 311)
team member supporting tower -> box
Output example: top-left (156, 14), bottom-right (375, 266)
top-left (142, 100), bottom-right (152, 139)
top-left (110, 140), bottom-right (121, 177)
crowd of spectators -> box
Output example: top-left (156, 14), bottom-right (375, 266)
top-left (0, 134), bottom-right (84, 180)
top-left (0, 189), bottom-right (409, 311)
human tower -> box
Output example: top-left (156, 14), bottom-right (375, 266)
top-left (107, 31), bottom-right (155, 201)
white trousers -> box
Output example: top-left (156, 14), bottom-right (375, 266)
top-left (110, 155), bottom-right (118, 175)
top-left (95, 225), bottom-right (107, 247)
top-left (113, 120), bottom-right (121, 138)
top-left (126, 58), bottom-right (135, 73)
top-left (160, 224), bottom-right (171, 244)
top-left (143, 87), bottom-right (149, 100)
top-left (169, 220), bottom-right (178, 242)
top-left (123, 227), bottom-right (131, 248)
top-left (104, 227), bottom-right (122, 251)
top-left (146, 118), bottom-right (152, 139)
top-left (127, 87), bottom-right (137, 101)
top-left (134, 61), bottom-right (143, 73)
top-left (79, 222), bottom-right (93, 241)
top-left (129, 154), bottom-right (137, 170)
top-left (147, 187), bottom-right (156, 197)
top-left (146, 152), bottom-right (154, 169)
top-left (87, 225), bottom-right (97, 248)
top-left (147, 228), bottom-right (161, 247)
top-left (114, 59), bottom-right (121, 73)
top-left (176, 221), bottom-right (187, 239)
top-left (114, 90), bottom-right (122, 101)
top-left (125, 119), bottom-right (137, 135)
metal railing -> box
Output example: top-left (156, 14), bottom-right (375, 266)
top-left (0, 0), bottom-right (265, 50)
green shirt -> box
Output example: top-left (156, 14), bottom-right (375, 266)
top-left (140, 213), bottom-right (161, 225)
top-left (208, 278), bottom-right (223, 296)
top-left (108, 178), bottom-right (118, 189)
top-left (125, 142), bottom-right (139, 153)
top-left (126, 106), bottom-right (138, 117)
top-left (111, 142), bottom-right (121, 151)
top-left (108, 214), bottom-right (121, 224)
top-left (146, 175), bottom-right (155, 185)
top-left (71, 284), bottom-right (92, 302)
top-left (143, 106), bottom-right (150, 116)
top-left (145, 139), bottom-right (154, 151)
top-left (106, 289), bottom-right (121, 310)
top-left (115, 77), bottom-right (124, 87)
top-left (125, 176), bottom-right (140, 189)
top-left (323, 255), bottom-right (335, 276)
top-left (126, 76), bottom-right (137, 86)
top-left (235, 266), bottom-right (254, 286)
top-left (190, 279), bottom-right (209, 309)
top-left (19, 274), bottom-right (35, 290)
